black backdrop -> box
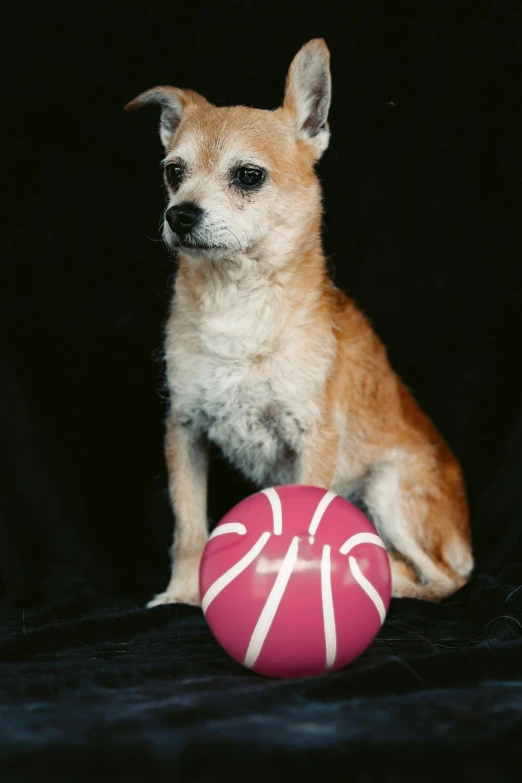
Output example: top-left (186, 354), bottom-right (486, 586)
top-left (2, 1), bottom-right (522, 781)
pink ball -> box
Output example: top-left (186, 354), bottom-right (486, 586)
top-left (199, 485), bottom-right (392, 679)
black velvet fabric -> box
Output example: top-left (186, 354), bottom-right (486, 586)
top-left (2, 2), bottom-right (522, 780)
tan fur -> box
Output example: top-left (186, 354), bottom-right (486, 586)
top-left (147, 419), bottom-right (209, 607)
top-left (127, 39), bottom-right (473, 607)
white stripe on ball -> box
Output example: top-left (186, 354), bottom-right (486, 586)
top-left (201, 532), bottom-right (271, 614)
top-left (340, 532), bottom-right (385, 556)
top-left (261, 488), bottom-right (283, 535)
top-left (208, 522), bottom-right (247, 540)
top-left (308, 490), bottom-right (337, 538)
top-left (349, 556), bottom-right (387, 625)
top-left (243, 536), bottom-right (300, 668)
top-left (320, 545), bottom-right (337, 670)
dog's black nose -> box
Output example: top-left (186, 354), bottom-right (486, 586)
top-left (165, 203), bottom-right (203, 235)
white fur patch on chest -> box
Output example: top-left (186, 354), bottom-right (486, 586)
top-left (177, 365), bottom-right (304, 484)
top-left (165, 270), bottom-right (333, 485)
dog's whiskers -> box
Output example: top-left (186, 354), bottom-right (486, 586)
top-left (224, 228), bottom-right (245, 252)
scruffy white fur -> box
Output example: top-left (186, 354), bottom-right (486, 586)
top-left (166, 265), bottom-right (335, 486)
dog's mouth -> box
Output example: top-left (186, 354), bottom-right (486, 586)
top-left (170, 235), bottom-right (228, 253)
top-left (181, 240), bottom-right (224, 251)
top-left (164, 227), bottom-right (246, 257)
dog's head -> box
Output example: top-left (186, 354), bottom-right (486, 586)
top-left (126, 39), bottom-right (331, 266)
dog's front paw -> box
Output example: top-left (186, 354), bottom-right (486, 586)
top-left (147, 589), bottom-right (200, 608)
top-left (146, 570), bottom-right (201, 609)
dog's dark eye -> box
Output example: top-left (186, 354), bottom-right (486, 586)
top-left (165, 163), bottom-right (184, 190)
top-left (234, 167), bottom-right (265, 189)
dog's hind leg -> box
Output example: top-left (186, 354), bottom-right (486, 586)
top-left (362, 451), bottom-right (473, 601)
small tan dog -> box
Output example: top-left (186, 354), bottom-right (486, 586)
top-left (126, 39), bottom-right (473, 607)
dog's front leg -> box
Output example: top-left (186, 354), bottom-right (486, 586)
top-left (296, 414), bottom-right (339, 489)
top-left (147, 417), bottom-right (209, 608)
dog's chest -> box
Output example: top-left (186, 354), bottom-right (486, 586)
top-left (166, 301), bottom-right (325, 484)
top-left (172, 348), bottom-right (313, 484)
top-left (165, 275), bottom-right (334, 483)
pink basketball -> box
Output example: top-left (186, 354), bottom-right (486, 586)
top-left (199, 485), bottom-right (392, 679)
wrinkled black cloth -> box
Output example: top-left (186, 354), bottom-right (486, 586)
top-left (2, 1), bottom-right (522, 781)
top-left (1, 575), bottom-right (522, 782)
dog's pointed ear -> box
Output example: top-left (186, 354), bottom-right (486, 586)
top-left (283, 39), bottom-right (331, 158)
top-left (125, 87), bottom-right (210, 150)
